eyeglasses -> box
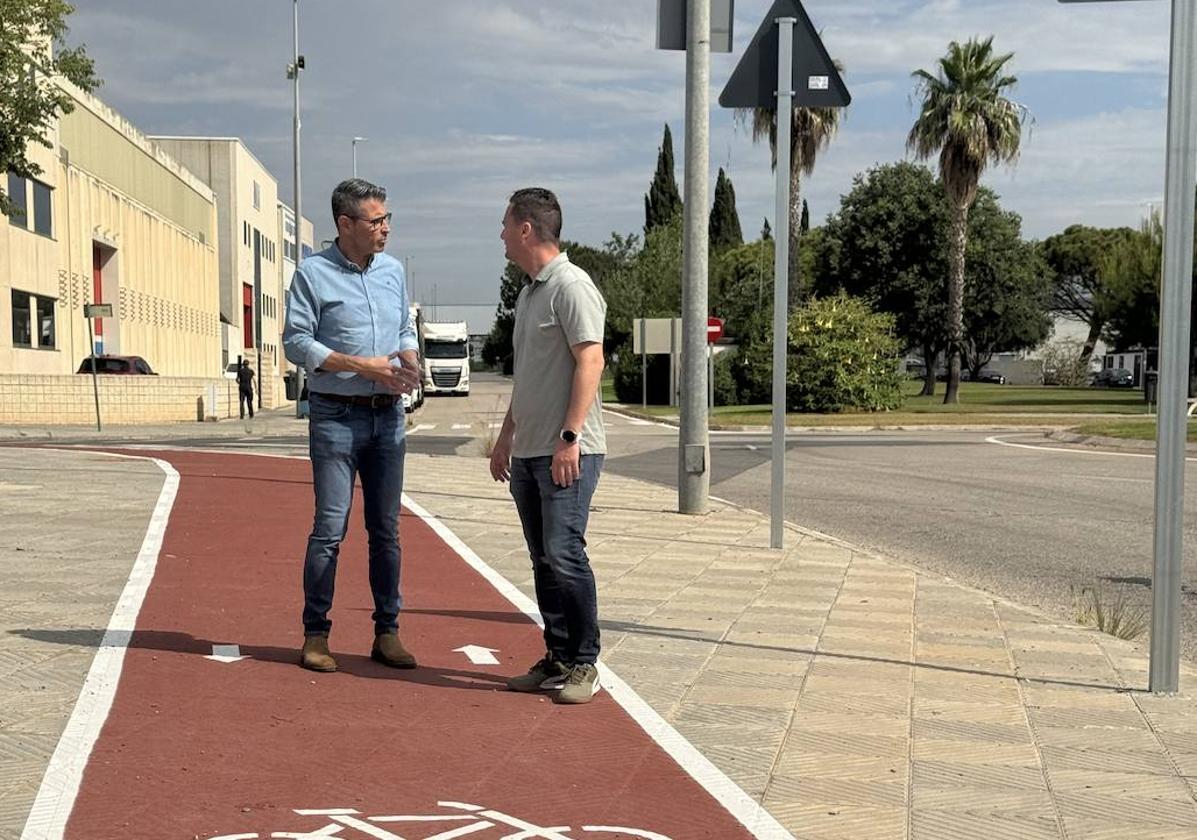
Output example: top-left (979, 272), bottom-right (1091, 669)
top-left (347, 212), bottom-right (393, 230)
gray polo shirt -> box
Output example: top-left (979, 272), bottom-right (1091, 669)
top-left (510, 252), bottom-right (607, 458)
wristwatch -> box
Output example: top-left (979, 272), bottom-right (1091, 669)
top-left (559, 428), bottom-right (578, 445)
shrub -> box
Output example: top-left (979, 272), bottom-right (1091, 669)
top-left (738, 293), bottom-right (903, 413)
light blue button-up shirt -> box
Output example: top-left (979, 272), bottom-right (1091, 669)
top-left (283, 242), bottom-right (418, 396)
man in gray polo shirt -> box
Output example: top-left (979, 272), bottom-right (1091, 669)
top-left (489, 187), bottom-right (607, 705)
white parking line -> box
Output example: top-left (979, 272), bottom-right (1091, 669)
top-left (451, 424), bottom-right (471, 431)
top-left (986, 434), bottom-right (1197, 462)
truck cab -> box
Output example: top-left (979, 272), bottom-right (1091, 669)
top-left (420, 320), bottom-right (470, 396)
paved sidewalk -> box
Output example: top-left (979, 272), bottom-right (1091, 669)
top-left (0, 405), bottom-right (308, 442)
top-left (3, 443), bottom-right (1197, 839)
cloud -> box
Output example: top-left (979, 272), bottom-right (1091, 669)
top-left (62, 0), bottom-right (1177, 333)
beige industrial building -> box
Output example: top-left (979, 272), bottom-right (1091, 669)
top-left (151, 137), bottom-right (292, 408)
top-left (1, 79), bottom-right (313, 424)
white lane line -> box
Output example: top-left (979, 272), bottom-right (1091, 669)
top-left (401, 494), bottom-right (795, 840)
top-left (986, 434), bottom-right (1197, 462)
top-left (411, 423), bottom-right (438, 433)
top-left (21, 450), bottom-right (179, 840)
top-left (451, 424), bottom-right (471, 431)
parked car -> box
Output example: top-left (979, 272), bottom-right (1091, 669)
top-left (1092, 367), bottom-right (1134, 388)
top-left (76, 355), bottom-right (157, 375)
top-left (973, 369), bottom-right (1007, 385)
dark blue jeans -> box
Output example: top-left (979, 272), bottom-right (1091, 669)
top-left (509, 454), bottom-right (603, 665)
top-left (303, 393), bottom-right (406, 636)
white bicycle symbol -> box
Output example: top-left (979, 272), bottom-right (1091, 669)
top-left (210, 801), bottom-right (673, 840)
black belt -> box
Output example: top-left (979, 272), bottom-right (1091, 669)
top-left (312, 392), bottom-right (398, 409)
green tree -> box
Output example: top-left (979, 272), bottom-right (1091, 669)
top-left (962, 200), bottom-right (1052, 377)
top-left (0, 0), bottom-right (99, 217)
top-left (711, 238), bottom-right (773, 340)
top-left (644, 124), bottom-right (682, 234)
top-left (761, 217), bottom-right (773, 241)
top-left (740, 66), bottom-right (843, 310)
top-left (1101, 212), bottom-right (1163, 351)
top-left (481, 261), bottom-right (524, 374)
top-left (708, 167), bottom-right (743, 254)
top-left (814, 162), bottom-right (949, 396)
top-left (1041, 224), bottom-right (1137, 366)
top-left (908, 37), bottom-right (1027, 403)
top-left (800, 199), bottom-right (810, 234)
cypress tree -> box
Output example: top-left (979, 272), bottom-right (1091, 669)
top-left (800, 199), bottom-right (810, 234)
top-left (644, 124), bottom-right (682, 233)
top-left (761, 217), bottom-right (773, 241)
top-left (709, 167), bottom-right (743, 253)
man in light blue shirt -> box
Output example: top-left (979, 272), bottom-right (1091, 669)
top-left (283, 178), bottom-right (421, 674)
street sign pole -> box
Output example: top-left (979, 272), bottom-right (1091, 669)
top-left (290, 0), bottom-right (305, 420)
top-left (770, 16), bottom-right (795, 549)
top-left (1150, 0), bottom-right (1197, 694)
top-left (641, 318), bottom-right (648, 411)
top-left (86, 316), bottom-right (101, 432)
top-left (678, 0), bottom-right (712, 514)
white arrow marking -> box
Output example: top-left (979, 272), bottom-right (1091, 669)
top-left (205, 644), bottom-right (247, 663)
top-left (454, 645), bottom-right (500, 665)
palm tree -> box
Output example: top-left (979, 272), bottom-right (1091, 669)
top-left (908, 37), bottom-right (1026, 404)
top-left (739, 81), bottom-right (842, 308)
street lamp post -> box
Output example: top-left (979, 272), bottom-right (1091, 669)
top-left (288, 0), bottom-right (305, 419)
top-left (1061, 0), bottom-right (1197, 694)
top-left (352, 136), bottom-right (367, 178)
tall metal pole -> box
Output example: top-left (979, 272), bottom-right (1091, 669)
top-left (1150, 0), bottom-right (1197, 694)
top-left (87, 316), bottom-right (101, 432)
top-left (678, 0), bottom-right (710, 514)
top-left (352, 136), bottom-right (367, 178)
top-left (769, 16), bottom-right (795, 550)
top-left (291, 0), bottom-right (305, 418)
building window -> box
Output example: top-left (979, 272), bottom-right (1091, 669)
top-left (7, 171), bottom-right (27, 225)
top-left (252, 181), bottom-right (261, 210)
top-left (32, 180), bottom-right (52, 236)
top-left (11, 289), bottom-right (31, 347)
top-left (36, 295), bottom-right (55, 348)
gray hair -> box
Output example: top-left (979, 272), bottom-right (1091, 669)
top-left (331, 178), bottom-right (387, 224)
top-left (508, 187), bottom-right (562, 245)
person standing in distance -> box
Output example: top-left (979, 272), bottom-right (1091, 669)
top-left (236, 358), bottom-right (255, 419)
top-left (489, 187), bottom-right (608, 705)
top-left (283, 178), bottom-right (421, 673)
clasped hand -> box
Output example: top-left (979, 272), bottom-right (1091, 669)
top-left (362, 352), bottom-right (421, 395)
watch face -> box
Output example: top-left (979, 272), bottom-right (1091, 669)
top-left (561, 429), bottom-right (577, 444)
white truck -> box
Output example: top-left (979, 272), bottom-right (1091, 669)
top-left (400, 304), bottom-right (425, 413)
top-left (420, 319), bottom-right (470, 396)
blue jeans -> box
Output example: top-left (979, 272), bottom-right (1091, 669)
top-left (303, 392), bottom-right (406, 636)
top-left (509, 454), bottom-right (603, 665)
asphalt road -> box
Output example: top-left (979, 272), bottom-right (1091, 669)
top-left (604, 423), bottom-right (1197, 663)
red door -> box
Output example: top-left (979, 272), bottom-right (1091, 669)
top-left (242, 283), bottom-right (253, 349)
top-left (92, 245), bottom-right (104, 338)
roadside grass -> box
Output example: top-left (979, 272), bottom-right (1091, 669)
top-left (1072, 584), bottom-right (1149, 641)
top-left (605, 380), bottom-right (1150, 427)
top-left (1074, 418), bottom-right (1197, 442)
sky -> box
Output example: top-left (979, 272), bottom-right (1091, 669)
top-left (65, 0), bottom-right (1174, 334)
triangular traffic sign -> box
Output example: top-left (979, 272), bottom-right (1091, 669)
top-left (718, 0), bottom-right (850, 109)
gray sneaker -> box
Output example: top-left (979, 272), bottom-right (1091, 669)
top-left (553, 663), bottom-right (601, 705)
top-left (506, 655), bottom-right (569, 693)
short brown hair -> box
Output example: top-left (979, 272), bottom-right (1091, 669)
top-left (507, 187), bottom-right (562, 245)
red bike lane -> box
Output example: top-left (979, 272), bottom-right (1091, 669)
top-left (40, 449), bottom-right (786, 840)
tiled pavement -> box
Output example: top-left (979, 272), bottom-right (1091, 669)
top-left (3, 443), bottom-right (1197, 839)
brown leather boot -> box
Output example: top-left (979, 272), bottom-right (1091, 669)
top-left (371, 632), bottom-right (417, 669)
top-left (300, 634), bottom-right (337, 672)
